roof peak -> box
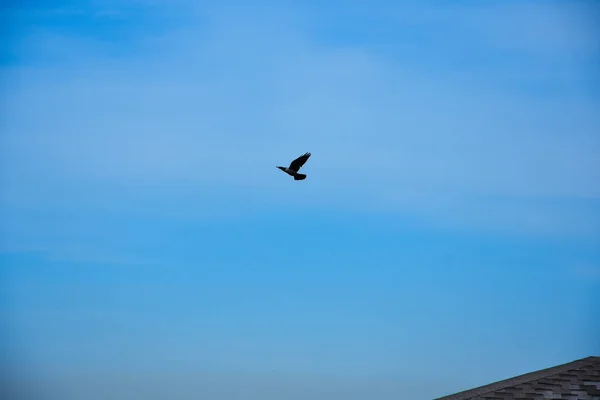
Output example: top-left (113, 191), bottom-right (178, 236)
top-left (435, 356), bottom-right (600, 400)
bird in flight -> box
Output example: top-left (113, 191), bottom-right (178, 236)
top-left (277, 152), bottom-right (311, 180)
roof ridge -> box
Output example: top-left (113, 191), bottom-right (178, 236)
top-left (435, 356), bottom-right (600, 400)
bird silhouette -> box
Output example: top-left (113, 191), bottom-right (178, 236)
top-left (276, 152), bottom-right (311, 180)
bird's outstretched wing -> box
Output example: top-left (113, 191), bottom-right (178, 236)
top-left (288, 152), bottom-right (311, 171)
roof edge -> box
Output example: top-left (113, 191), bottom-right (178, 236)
top-left (435, 356), bottom-right (600, 400)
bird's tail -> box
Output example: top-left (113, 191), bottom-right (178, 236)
top-left (294, 173), bottom-right (306, 180)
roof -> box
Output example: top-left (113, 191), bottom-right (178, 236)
top-left (435, 356), bottom-right (600, 400)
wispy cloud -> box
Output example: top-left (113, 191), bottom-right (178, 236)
top-left (1, 0), bottom-right (599, 237)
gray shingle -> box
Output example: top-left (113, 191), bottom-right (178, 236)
top-left (435, 356), bottom-right (600, 400)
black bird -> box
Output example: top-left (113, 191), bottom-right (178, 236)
top-left (277, 152), bottom-right (311, 180)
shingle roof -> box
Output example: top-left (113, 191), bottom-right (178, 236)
top-left (435, 356), bottom-right (600, 400)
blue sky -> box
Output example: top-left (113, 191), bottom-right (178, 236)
top-left (1, 1), bottom-right (599, 399)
